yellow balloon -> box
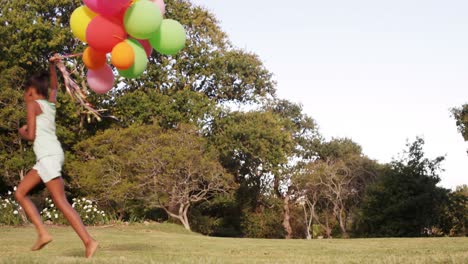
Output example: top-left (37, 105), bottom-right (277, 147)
top-left (70, 6), bottom-right (97, 43)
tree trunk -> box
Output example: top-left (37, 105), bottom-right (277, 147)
top-left (302, 203), bottom-right (312, 240)
top-left (179, 216), bottom-right (191, 231)
top-left (338, 211), bottom-right (349, 238)
top-left (324, 213), bottom-right (332, 238)
top-left (282, 196), bottom-right (293, 239)
top-left (117, 209), bottom-right (125, 221)
top-left (306, 225), bottom-right (312, 240)
top-left (180, 204), bottom-right (191, 231)
top-left (162, 206), bottom-right (191, 231)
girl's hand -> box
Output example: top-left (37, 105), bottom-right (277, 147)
top-left (18, 125), bottom-right (28, 139)
top-left (49, 54), bottom-right (60, 103)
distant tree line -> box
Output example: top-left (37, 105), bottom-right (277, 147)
top-left (0, 0), bottom-right (466, 238)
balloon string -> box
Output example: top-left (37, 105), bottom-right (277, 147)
top-left (113, 35), bottom-right (126, 41)
top-left (57, 53), bottom-right (83, 59)
top-left (53, 53), bottom-right (102, 122)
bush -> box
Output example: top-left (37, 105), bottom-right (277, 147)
top-left (41, 197), bottom-right (110, 226)
top-left (0, 187), bottom-right (23, 226)
top-left (241, 207), bottom-right (285, 238)
top-left (40, 197), bottom-right (68, 225)
top-left (1, 187), bottom-right (111, 226)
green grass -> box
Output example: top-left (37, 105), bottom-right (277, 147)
top-left (0, 224), bottom-right (467, 264)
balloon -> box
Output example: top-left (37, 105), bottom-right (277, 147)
top-left (118, 39), bottom-right (148, 78)
top-left (111, 41), bottom-right (135, 70)
top-left (152, 0), bottom-right (165, 16)
top-left (124, 0), bottom-right (163, 39)
top-left (134, 0), bottom-right (165, 15)
top-left (82, 47), bottom-right (107, 70)
top-left (116, 4), bottom-right (130, 24)
top-left (84, 0), bottom-right (131, 17)
top-left (70, 6), bottom-right (97, 43)
top-left (137, 39), bottom-right (153, 57)
top-left (149, 19), bottom-right (186, 55)
top-left (86, 16), bottom-right (127, 53)
top-left (87, 64), bottom-right (115, 94)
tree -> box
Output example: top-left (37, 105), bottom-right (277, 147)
top-left (263, 99), bottom-right (321, 239)
top-left (452, 104), bottom-right (468, 141)
top-left (297, 181), bottom-right (335, 239)
top-left (295, 138), bottom-right (378, 238)
top-left (210, 111), bottom-right (294, 203)
top-left (67, 125), bottom-right (145, 220)
top-left (438, 185), bottom-right (468, 236)
top-left (0, 0), bottom-right (276, 189)
top-left (117, 0), bottom-right (276, 103)
top-left (68, 124), bottom-right (233, 230)
top-left (358, 138), bottom-right (448, 237)
top-left (113, 89), bottom-right (219, 129)
top-left (209, 110), bottom-right (294, 237)
top-left (452, 105), bottom-right (468, 155)
top-left (0, 0), bottom-right (83, 186)
top-left (300, 158), bottom-right (375, 238)
top-left (133, 125), bottom-right (234, 230)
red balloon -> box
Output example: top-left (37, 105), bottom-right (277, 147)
top-left (136, 39), bottom-right (153, 57)
top-left (116, 3), bottom-right (132, 24)
top-left (86, 16), bottom-right (127, 53)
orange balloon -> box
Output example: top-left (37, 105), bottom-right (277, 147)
top-left (111, 41), bottom-right (135, 70)
top-left (83, 47), bottom-right (107, 70)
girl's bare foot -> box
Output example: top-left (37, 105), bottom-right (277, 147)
top-left (31, 234), bottom-right (53, 251)
top-left (85, 240), bottom-right (98, 258)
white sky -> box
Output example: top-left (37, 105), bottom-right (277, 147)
top-left (191, 0), bottom-right (468, 189)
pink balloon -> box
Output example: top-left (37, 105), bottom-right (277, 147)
top-left (84, 0), bottom-right (131, 17)
top-left (151, 0), bottom-right (165, 15)
top-left (87, 64), bottom-right (115, 94)
top-left (137, 39), bottom-right (153, 57)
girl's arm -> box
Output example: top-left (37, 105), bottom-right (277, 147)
top-left (19, 102), bottom-right (37, 141)
top-left (48, 55), bottom-right (60, 103)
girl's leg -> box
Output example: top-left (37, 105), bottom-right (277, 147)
top-left (45, 177), bottom-right (98, 258)
top-left (15, 169), bottom-right (53, 250)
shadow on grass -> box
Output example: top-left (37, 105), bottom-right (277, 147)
top-left (62, 249), bottom-right (83, 258)
top-left (106, 243), bottom-right (160, 252)
top-left (62, 243), bottom-right (160, 258)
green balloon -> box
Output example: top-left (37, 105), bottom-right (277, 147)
top-left (149, 19), bottom-right (186, 56)
top-left (124, 0), bottom-right (163, 39)
top-left (118, 39), bottom-right (148, 79)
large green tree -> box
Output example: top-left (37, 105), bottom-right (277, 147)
top-left (438, 185), bottom-right (468, 236)
top-left (263, 99), bottom-right (321, 238)
top-left (209, 110), bottom-right (294, 237)
top-left (295, 138), bottom-right (378, 238)
top-left (68, 123), bottom-right (234, 229)
top-left (0, 0), bottom-right (84, 187)
top-left (452, 104), bottom-right (468, 154)
top-left (0, 0), bottom-right (276, 188)
top-left (358, 138), bottom-right (448, 237)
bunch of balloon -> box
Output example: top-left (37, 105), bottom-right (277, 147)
top-left (70, 0), bottom-right (186, 94)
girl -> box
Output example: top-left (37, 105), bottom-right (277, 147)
top-left (15, 56), bottom-right (98, 258)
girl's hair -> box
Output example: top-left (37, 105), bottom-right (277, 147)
top-left (24, 72), bottom-right (49, 98)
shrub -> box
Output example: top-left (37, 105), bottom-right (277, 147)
top-left (0, 187), bottom-right (23, 226)
top-left (72, 198), bottom-right (109, 225)
top-left (40, 197), bottom-right (68, 225)
top-left (241, 208), bottom-right (285, 238)
top-left (41, 197), bottom-right (109, 226)
top-left (1, 188), bottom-right (110, 226)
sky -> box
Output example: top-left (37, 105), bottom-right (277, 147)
top-left (191, 0), bottom-right (468, 189)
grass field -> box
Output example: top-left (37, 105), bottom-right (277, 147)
top-left (0, 224), bottom-right (467, 264)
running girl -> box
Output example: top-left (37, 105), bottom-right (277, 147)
top-left (15, 55), bottom-right (98, 258)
